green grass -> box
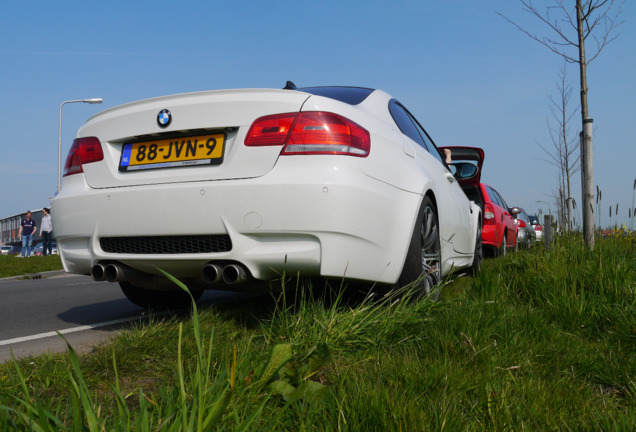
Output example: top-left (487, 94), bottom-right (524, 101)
top-left (0, 255), bottom-right (63, 278)
top-left (0, 234), bottom-right (634, 430)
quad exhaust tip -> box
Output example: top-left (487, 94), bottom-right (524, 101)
top-left (91, 262), bottom-right (143, 283)
top-left (94, 261), bottom-right (251, 286)
top-left (201, 263), bottom-right (250, 285)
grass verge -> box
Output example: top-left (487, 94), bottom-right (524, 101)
top-left (0, 255), bottom-right (63, 278)
top-left (0, 234), bottom-right (634, 430)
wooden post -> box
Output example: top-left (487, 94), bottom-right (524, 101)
top-left (544, 215), bottom-right (554, 251)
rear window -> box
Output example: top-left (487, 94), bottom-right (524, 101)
top-left (517, 209), bottom-right (529, 222)
top-left (297, 86), bottom-right (374, 105)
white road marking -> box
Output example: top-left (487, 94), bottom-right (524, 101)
top-left (0, 315), bottom-right (157, 346)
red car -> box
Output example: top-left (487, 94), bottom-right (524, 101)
top-left (440, 146), bottom-right (517, 256)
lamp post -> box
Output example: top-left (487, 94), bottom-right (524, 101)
top-left (58, 98), bottom-right (103, 192)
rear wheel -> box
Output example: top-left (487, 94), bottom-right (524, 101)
top-left (119, 281), bottom-right (203, 309)
top-left (498, 232), bottom-right (507, 257)
top-left (398, 196), bottom-right (441, 299)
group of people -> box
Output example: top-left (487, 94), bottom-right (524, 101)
top-left (18, 208), bottom-right (53, 258)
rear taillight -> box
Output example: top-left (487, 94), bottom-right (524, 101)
top-left (245, 112), bottom-right (370, 157)
top-left (534, 225), bottom-right (543, 231)
top-left (484, 203), bottom-right (495, 225)
top-left (63, 137), bottom-right (104, 177)
top-left (244, 113), bottom-right (297, 146)
top-left (518, 220), bottom-right (526, 228)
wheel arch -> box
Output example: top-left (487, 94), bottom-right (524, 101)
top-left (424, 189), bottom-right (439, 218)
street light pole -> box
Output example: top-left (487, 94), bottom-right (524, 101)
top-left (58, 98), bottom-right (103, 192)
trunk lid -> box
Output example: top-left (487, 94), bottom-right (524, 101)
top-left (439, 146), bottom-right (484, 187)
top-left (75, 89), bottom-right (311, 189)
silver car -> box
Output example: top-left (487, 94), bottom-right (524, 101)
top-left (529, 214), bottom-right (543, 242)
top-left (511, 207), bottom-right (536, 249)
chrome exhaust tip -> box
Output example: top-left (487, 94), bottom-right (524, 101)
top-left (104, 263), bottom-right (144, 283)
top-left (104, 264), bottom-right (124, 282)
top-left (91, 264), bottom-right (106, 281)
top-left (201, 263), bottom-right (223, 284)
top-left (222, 264), bottom-right (249, 285)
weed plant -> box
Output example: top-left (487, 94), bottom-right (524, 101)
top-left (0, 235), bottom-right (634, 430)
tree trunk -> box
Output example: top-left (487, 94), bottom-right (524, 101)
top-left (562, 86), bottom-right (572, 233)
top-left (577, 0), bottom-right (595, 249)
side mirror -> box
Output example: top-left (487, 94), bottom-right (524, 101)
top-left (510, 207), bottom-right (521, 216)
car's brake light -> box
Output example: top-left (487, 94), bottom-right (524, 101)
top-left (244, 113), bottom-right (297, 146)
top-left (245, 112), bottom-right (370, 157)
top-left (484, 203), bottom-right (495, 225)
top-left (534, 225), bottom-right (543, 231)
top-left (518, 220), bottom-right (526, 228)
top-left (63, 137), bottom-right (104, 177)
top-left (283, 112), bottom-right (370, 157)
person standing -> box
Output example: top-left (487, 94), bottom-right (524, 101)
top-left (19, 211), bottom-right (37, 258)
top-left (40, 208), bottom-right (53, 256)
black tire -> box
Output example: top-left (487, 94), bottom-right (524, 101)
top-left (119, 281), bottom-right (203, 309)
top-left (398, 196), bottom-right (441, 299)
top-left (470, 224), bottom-right (482, 275)
top-left (498, 232), bottom-right (507, 257)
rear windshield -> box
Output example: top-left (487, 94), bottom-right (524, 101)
top-left (297, 86), bottom-right (374, 105)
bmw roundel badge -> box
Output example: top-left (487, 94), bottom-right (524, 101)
top-left (157, 109), bottom-right (172, 128)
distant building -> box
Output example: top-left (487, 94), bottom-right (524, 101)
top-left (1, 209), bottom-right (48, 246)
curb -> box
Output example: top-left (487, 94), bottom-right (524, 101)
top-left (0, 269), bottom-right (68, 282)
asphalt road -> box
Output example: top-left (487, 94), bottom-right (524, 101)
top-left (0, 272), bottom-right (248, 363)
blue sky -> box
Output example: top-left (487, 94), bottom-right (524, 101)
top-left (1, 0), bottom-right (634, 227)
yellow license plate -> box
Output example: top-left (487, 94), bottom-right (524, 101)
top-left (119, 133), bottom-right (225, 172)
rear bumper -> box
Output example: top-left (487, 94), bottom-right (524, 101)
top-left (481, 224), bottom-right (499, 248)
top-left (517, 228), bottom-right (528, 243)
top-left (51, 159), bottom-right (420, 285)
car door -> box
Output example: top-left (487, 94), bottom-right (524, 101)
top-left (489, 186), bottom-right (516, 248)
top-left (482, 185), bottom-right (505, 247)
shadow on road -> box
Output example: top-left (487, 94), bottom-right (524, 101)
top-left (57, 298), bottom-right (145, 326)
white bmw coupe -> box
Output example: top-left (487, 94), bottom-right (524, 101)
top-left (52, 83), bottom-right (482, 308)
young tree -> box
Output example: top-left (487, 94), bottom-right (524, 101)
top-left (500, 0), bottom-right (624, 249)
top-left (538, 62), bottom-right (580, 232)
